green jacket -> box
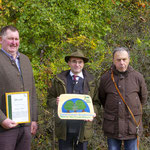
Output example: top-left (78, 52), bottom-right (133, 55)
top-left (47, 69), bottom-right (99, 142)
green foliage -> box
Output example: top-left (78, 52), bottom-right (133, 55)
top-left (64, 100), bottom-right (86, 112)
top-left (64, 101), bottom-right (74, 112)
top-left (75, 100), bottom-right (86, 110)
top-left (0, 0), bottom-right (150, 149)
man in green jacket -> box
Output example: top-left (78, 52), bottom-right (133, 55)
top-left (0, 25), bottom-right (38, 150)
top-left (47, 50), bottom-right (98, 150)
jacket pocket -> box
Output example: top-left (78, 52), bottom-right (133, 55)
top-left (55, 117), bottom-right (66, 138)
top-left (103, 113), bottom-right (115, 134)
top-left (128, 114), bottom-right (143, 136)
top-left (84, 121), bottom-right (93, 139)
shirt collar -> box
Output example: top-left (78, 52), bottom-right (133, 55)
top-left (70, 71), bottom-right (84, 79)
top-left (1, 49), bottom-right (20, 60)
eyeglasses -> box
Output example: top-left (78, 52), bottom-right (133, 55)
top-left (70, 60), bottom-right (84, 64)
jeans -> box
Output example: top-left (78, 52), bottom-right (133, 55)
top-left (107, 138), bottom-right (137, 150)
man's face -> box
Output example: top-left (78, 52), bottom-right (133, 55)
top-left (113, 50), bottom-right (130, 72)
top-left (0, 29), bottom-right (20, 57)
top-left (68, 57), bottom-right (84, 75)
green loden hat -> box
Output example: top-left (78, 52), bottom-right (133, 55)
top-left (65, 50), bottom-right (89, 63)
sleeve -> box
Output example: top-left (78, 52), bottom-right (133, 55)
top-left (31, 75), bottom-right (38, 121)
top-left (92, 79), bottom-right (101, 114)
top-left (47, 78), bottom-right (58, 110)
top-left (139, 75), bottom-right (148, 106)
top-left (98, 76), bottom-right (106, 107)
top-left (0, 110), bottom-right (7, 123)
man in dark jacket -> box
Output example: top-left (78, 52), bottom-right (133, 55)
top-left (98, 47), bottom-right (147, 150)
top-left (0, 25), bottom-right (38, 150)
top-left (47, 50), bottom-right (98, 150)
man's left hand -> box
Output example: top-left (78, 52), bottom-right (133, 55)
top-left (31, 121), bottom-right (38, 135)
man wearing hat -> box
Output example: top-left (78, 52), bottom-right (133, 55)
top-left (47, 50), bottom-right (98, 150)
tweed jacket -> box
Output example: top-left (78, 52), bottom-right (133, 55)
top-left (98, 65), bottom-right (148, 140)
top-left (47, 69), bottom-right (99, 142)
top-left (0, 50), bottom-right (38, 132)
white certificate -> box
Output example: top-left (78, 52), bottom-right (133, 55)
top-left (5, 91), bottom-right (30, 123)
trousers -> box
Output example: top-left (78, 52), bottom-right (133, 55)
top-left (59, 133), bottom-right (88, 150)
top-left (107, 138), bottom-right (137, 150)
top-left (0, 126), bottom-right (31, 150)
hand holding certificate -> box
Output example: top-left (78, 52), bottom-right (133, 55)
top-left (5, 91), bottom-right (30, 124)
top-left (1, 118), bottom-right (18, 129)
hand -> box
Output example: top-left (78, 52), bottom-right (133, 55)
top-left (84, 113), bottom-right (96, 122)
top-left (1, 118), bottom-right (18, 129)
top-left (56, 97), bottom-right (60, 105)
top-left (31, 121), bottom-right (38, 135)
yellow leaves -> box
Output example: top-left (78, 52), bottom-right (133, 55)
top-left (1, 1), bottom-right (18, 17)
top-left (112, 0), bottom-right (148, 9)
top-left (136, 1), bottom-right (147, 8)
top-left (6, 1), bottom-right (18, 10)
top-left (67, 35), bottom-right (86, 46)
top-left (136, 38), bottom-right (142, 45)
top-left (67, 35), bottom-right (97, 50)
top-left (112, 0), bottom-right (116, 5)
top-left (91, 40), bottom-right (96, 50)
top-left (0, 0), bottom-right (3, 10)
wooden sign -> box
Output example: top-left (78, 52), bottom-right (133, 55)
top-left (58, 94), bottom-right (95, 120)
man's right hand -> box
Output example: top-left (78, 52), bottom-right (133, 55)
top-left (1, 118), bottom-right (18, 129)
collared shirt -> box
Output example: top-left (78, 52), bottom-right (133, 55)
top-left (1, 49), bottom-right (21, 72)
top-left (70, 71), bottom-right (84, 81)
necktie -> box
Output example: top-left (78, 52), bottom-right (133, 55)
top-left (73, 75), bottom-right (77, 82)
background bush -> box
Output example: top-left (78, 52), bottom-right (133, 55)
top-left (0, 0), bottom-right (150, 149)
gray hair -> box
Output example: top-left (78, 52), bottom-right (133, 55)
top-left (113, 47), bottom-right (130, 58)
top-left (0, 25), bottom-right (18, 37)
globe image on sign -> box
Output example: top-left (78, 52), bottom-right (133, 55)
top-left (62, 98), bottom-right (90, 113)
